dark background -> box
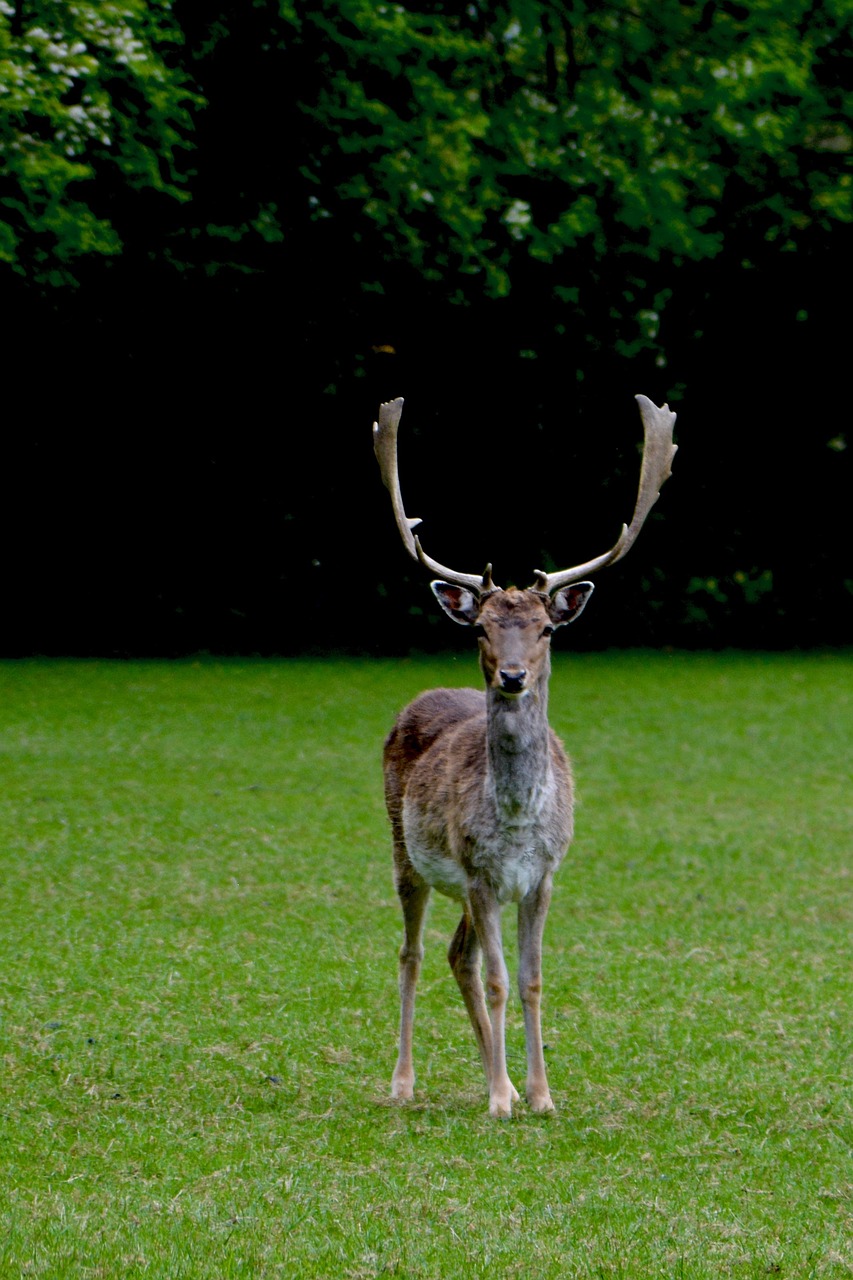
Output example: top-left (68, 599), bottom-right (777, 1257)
top-left (3, 4), bottom-right (850, 657)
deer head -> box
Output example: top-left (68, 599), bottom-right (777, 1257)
top-left (430, 582), bottom-right (593, 697)
top-left (373, 394), bottom-right (677, 672)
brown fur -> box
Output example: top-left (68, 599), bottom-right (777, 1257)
top-left (383, 587), bottom-right (590, 1117)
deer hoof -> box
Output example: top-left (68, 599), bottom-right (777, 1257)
top-left (391, 1069), bottom-right (415, 1101)
top-left (528, 1091), bottom-right (555, 1114)
top-left (489, 1081), bottom-right (515, 1118)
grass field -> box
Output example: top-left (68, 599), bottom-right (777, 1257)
top-left (0, 651), bottom-right (850, 1278)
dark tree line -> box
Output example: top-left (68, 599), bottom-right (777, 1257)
top-left (2, 2), bottom-right (850, 654)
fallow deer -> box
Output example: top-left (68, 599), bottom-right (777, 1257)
top-left (374, 394), bottom-right (676, 1117)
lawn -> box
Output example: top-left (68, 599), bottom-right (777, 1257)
top-left (0, 652), bottom-right (850, 1278)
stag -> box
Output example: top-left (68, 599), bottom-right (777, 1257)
top-left (374, 395), bottom-right (676, 1117)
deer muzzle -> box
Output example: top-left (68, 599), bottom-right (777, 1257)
top-left (497, 665), bottom-right (528, 696)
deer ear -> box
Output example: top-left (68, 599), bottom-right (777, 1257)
top-left (431, 581), bottom-right (481, 626)
top-left (548, 581), bottom-right (594, 627)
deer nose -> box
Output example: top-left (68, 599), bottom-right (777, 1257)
top-left (499, 667), bottom-right (527, 694)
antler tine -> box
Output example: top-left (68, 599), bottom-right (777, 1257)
top-left (373, 398), bottom-right (495, 594)
top-left (534, 394), bottom-right (677, 594)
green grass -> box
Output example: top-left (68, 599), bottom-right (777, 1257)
top-left (0, 652), bottom-right (850, 1278)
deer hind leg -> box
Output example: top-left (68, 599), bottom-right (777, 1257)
top-left (517, 875), bottom-right (556, 1114)
top-left (448, 907), bottom-right (491, 1080)
top-left (391, 872), bottom-right (430, 1101)
top-left (467, 883), bottom-right (518, 1118)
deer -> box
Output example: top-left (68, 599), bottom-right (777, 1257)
top-left (373, 394), bottom-right (676, 1118)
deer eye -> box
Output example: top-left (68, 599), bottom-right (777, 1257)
top-left (541, 625), bottom-right (554, 639)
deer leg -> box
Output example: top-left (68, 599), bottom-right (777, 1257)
top-left (467, 882), bottom-right (516, 1118)
top-left (448, 907), bottom-right (493, 1080)
top-left (518, 875), bottom-right (556, 1114)
top-left (391, 875), bottom-right (430, 1101)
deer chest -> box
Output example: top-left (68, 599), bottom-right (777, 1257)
top-left (403, 799), bottom-right (568, 906)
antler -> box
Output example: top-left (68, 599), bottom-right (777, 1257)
top-left (373, 397), bottom-right (496, 594)
top-left (531, 394), bottom-right (677, 593)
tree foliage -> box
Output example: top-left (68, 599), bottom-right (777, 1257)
top-left (2, 1), bottom-right (851, 653)
top-left (3, 0), bottom-right (851, 310)
top-left (205, 0), bottom-right (847, 369)
top-left (0, 0), bottom-right (196, 280)
top-left (287, 0), bottom-right (851, 293)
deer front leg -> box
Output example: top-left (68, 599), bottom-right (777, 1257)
top-left (518, 874), bottom-right (556, 1114)
top-left (467, 881), bottom-right (516, 1118)
top-left (391, 876), bottom-right (430, 1101)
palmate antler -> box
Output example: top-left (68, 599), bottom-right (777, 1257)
top-left (373, 394), bottom-right (676, 595)
top-left (532, 394), bottom-right (678, 592)
top-left (373, 397), bottom-right (497, 593)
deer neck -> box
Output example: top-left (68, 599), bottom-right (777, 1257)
top-left (484, 666), bottom-right (552, 819)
